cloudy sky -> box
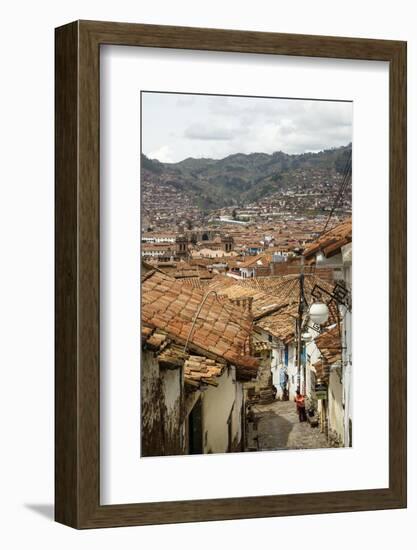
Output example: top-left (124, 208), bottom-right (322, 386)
top-left (141, 92), bottom-right (352, 164)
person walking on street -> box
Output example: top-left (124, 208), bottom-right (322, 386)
top-left (295, 389), bottom-right (307, 422)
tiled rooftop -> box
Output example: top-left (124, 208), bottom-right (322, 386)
top-left (141, 332), bottom-right (227, 389)
top-left (256, 304), bottom-right (298, 342)
top-left (314, 325), bottom-right (342, 365)
top-left (158, 343), bottom-right (226, 388)
top-left (303, 218), bottom-right (352, 259)
top-left (183, 355), bottom-right (225, 387)
top-left (237, 253), bottom-right (272, 269)
top-left (142, 271), bottom-right (258, 373)
top-left (207, 273), bottom-right (336, 320)
top-left (205, 274), bottom-right (338, 343)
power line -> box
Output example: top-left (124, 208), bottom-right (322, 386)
top-left (307, 149), bottom-right (351, 279)
top-left (319, 148), bottom-right (352, 237)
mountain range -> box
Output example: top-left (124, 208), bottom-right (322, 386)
top-left (141, 144), bottom-right (352, 211)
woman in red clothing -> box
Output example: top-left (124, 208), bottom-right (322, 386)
top-left (295, 389), bottom-right (307, 422)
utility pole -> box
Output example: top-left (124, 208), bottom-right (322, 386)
top-left (296, 257), bottom-right (305, 394)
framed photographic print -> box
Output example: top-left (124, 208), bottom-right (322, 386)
top-left (55, 20), bottom-right (407, 528)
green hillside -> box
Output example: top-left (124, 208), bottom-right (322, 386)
top-left (141, 144), bottom-right (352, 210)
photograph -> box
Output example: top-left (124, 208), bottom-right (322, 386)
top-left (140, 91), bottom-right (353, 457)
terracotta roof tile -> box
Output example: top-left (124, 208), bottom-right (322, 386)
top-left (303, 218), bottom-right (352, 259)
top-left (206, 274), bottom-right (337, 338)
top-left (314, 325), bottom-right (342, 366)
top-left (142, 271), bottom-right (258, 374)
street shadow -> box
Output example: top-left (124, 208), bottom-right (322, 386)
top-left (255, 411), bottom-right (294, 450)
top-left (24, 503), bottom-right (54, 521)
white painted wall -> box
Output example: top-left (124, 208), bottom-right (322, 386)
top-left (239, 267), bottom-right (255, 278)
top-left (161, 367), bottom-right (182, 450)
top-left (271, 344), bottom-right (282, 396)
top-left (328, 369), bottom-right (344, 443)
top-left (231, 381), bottom-right (244, 450)
top-left (202, 366), bottom-right (237, 453)
top-left (316, 251), bottom-right (343, 267)
top-left (287, 343), bottom-right (299, 399)
top-left (305, 329), bottom-right (323, 399)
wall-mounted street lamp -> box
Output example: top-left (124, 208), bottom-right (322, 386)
top-left (311, 282), bottom-right (351, 310)
top-left (308, 302), bottom-right (329, 326)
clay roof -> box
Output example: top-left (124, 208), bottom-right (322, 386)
top-left (188, 258), bottom-right (212, 266)
top-left (206, 275), bottom-right (281, 318)
top-left (256, 304), bottom-right (298, 343)
top-left (142, 271), bottom-right (258, 373)
top-left (179, 277), bottom-right (213, 289)
top-left (253, 341), bottom-right (272, 353)
top-left (142, 242), bottom-right (174, 250)
top-left (157, 343), bottom-right (226, 388)
top-left (207, 274), bottom-right (336, 324)
top-left (142, 324), bottom-right (256, 386)
top-left (314, 325), bottom-right (342, 366)
top-left (303, 218), bottom-right (352, 260)
top-left (237, 253), bottom-right (271, 269)
top-left (172, 268), bottom-right (213, 280)
top-left (142, 232), bottom-right (176, 238)
top-left (141, 260), bottom-right (168, 282)
top-left (233, 275), bottom-right (338, 342)
top-left (191, 248), bottom-right (235, 259)
top-left (183, 355), bottom-right (224, 386)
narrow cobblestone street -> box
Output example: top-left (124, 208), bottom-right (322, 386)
top-left (248, 400), bottom-right (330, 451)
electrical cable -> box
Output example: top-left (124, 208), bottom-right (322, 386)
top-left (319, 148), bottom-right (352, 237)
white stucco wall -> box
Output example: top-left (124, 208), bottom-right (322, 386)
top-left (271, 341), bottom-right (286, 398)
top-left (328, 369), bottom-right (344, 444)
top-left (305, 332), bottom-right (322, 398)
top-left (202, 366), bottom-right (237, 454)
top-left (231, 381), bottom-right (244, 451)
top-left (161, 367), bottom-right (183, 452)
top-left (161, 368), bottom-right (181, 414)
top-left (287, 344), bottom-right (298, 400)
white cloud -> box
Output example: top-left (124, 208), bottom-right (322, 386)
top-left (148, 145), bottom-right (175, 163)
top-left (184, 123), bottom-right (232, 141)
top-left (142, 92), bottom-right (352, 162)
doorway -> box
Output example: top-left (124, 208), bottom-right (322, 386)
top-left (188, 398), bottom-right (203, 454)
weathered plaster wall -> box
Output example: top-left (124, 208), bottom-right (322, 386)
top-left (141, 350), bottom-right (182, 456)
top-left (270, 337), bottom-right (283, 395)
top-left (161, 367), bottom-right (182, 455)
top-left (306, 336), bottom-right (322, 398)
top-left (231, 374), bottom-right (244, 451)
top-left (141, 351), bottom-right (163, 456)
top-left (202, 367), bottom-right (236, 454)
top-left (287, 344), bottom-right (298, 400)
top-left (328, 368), bottom-right (344, 444)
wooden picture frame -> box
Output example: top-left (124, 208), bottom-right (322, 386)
top-left (55, 20), bottom-right (407, 528)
